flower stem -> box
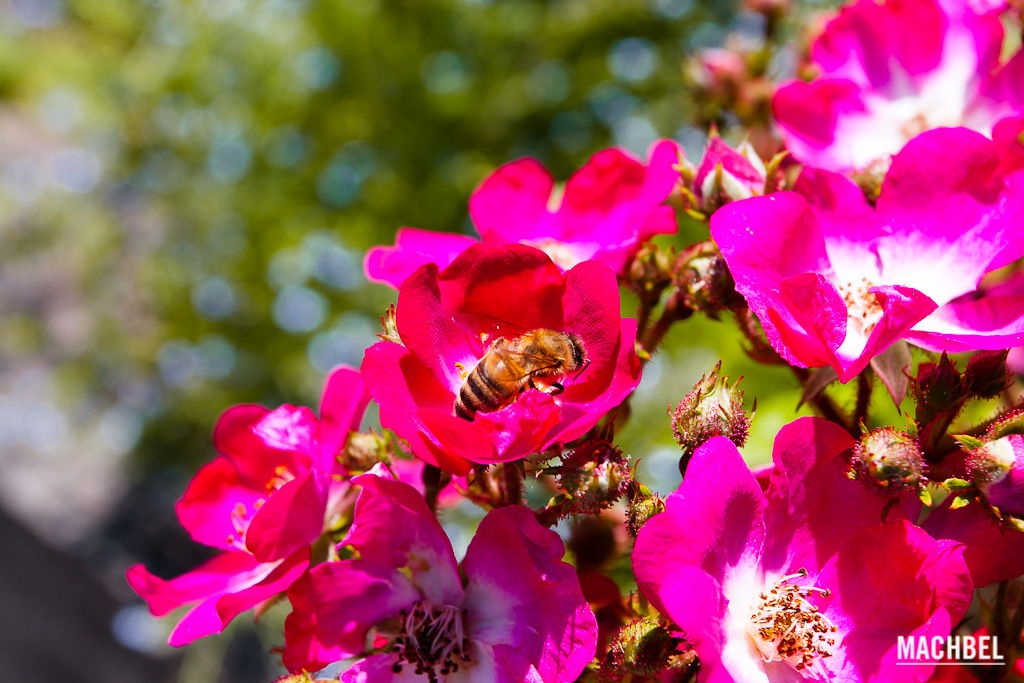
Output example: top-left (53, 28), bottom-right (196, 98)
top-left (422, 464), bottom-right (445, 514)
top-left (502, 461), bottom-right (524, 506)
top-left (854, 372), bottom-right (872, 430)
top-left (639, 292), bottom-right (692, 361)
top-left (791, 367), bottom-right (854, 435)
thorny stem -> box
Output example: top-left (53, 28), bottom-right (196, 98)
top-left (502, 461), bottom-right (524, 507)
top-left (422, 464), bottom-right (446, 514)
top-left (854, 372), bottom-right (872, 430)
top-left (791, 367), bottom-right (854, 436)
top-left (639, 292), bottom-right (693, 362)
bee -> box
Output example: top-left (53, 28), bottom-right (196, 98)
top-left (454, 329), bottom-right (588, 421)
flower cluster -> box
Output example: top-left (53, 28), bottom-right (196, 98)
top-left (129, 1), bottom-right (1024, 680)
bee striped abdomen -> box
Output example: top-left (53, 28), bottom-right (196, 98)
top-left (455, 361), bottom-right (514, 420)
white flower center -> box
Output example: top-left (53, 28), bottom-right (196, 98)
top-left (392, 601), bottom-right (470, 682)
top-left (746, 569), bottom-right (837, 674)
top-left (836, 278), bottom-right (883, 338)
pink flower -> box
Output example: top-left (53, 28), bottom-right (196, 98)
top-left (282, 472), bottom-right (597, 681)
top-left (634, 417), bottom-right (973, 682)
top-left (772, 0), bottom-right (1024, 172)
top-left (711, 127), bottom-right (1024, 381)
top-left (364, 140), bottom-right (682, 287)
top-left (362, 243), bottom-right (641, 475)
top-left (126, 366), bottom-right (370, 646)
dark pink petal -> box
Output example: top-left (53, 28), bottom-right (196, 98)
top-left (397, 263), bottom-right (479, 391)
top-left (213, 403), bottom-right (286, 485)
top-left (633, 437), bottom-right (765, 613)
top-left (924, 500), bottom-right (1024, 587)
top-left (362, 341), bottom-right (473, 475)
top-left (438, 243), bottom-right (565, 334)
top-left (841, 284), bottom-right (936, 380)
top-left (176, 457), bottom-right (265, 551)
top-left (283, 561), bottom-right (419, 673)
top-left (490, 645), bottom-right (546, 683)
top-left (425, 390), bottom-right (560, 465)
top-left (877, 128), bottom-right (1024, 303)
top-left (462, 506), bottom-right (597, 683)
top-left (711, 192), bottom-right (834, 368)
top-left (344, 473), bottom-right (462, 605)
top-left (470, 158), bottom-right (555, 243)
top-left (126, 550), bottom-right (309, 647)
top-left (763, 417), bottom-right (900, 573)
top-left (318, 365), bottom-right (371, 466)
top-left (649, 565), bottom-right (730, 682)
top-left (559, 148), bottom-right (648, 240)
top-left (365, 227), bottom-right (478, 289)
top-left (993, 115), bottom-right (1024, 173)
top-left (817, 521), bottom-right (972, 682)
top-left (794, 167), bottom-right (884, 279)
top-left (320, 364), bottom-right (370, 434)
top-left (252, 405), bottom-right (318, 455)
top-left (559, 260), bottom-right (625, 401)
top-left (550, 318), bottom-right (640, 447)
top-left (244, 471), bottom-right (325, 562)
top-left (810, 0), bottom-right (945, 87)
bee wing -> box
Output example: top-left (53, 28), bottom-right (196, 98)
top-left (494, 348), bottom-right (565, 379)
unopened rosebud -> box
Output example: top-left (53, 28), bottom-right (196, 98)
top-left (625, 485), bottom-right (665, 536)
top-left (626, 243), bottom-right (674, 306)
top-left (343, 430), bottom-right (390, 471)
top-left (674, 241), bottom-right (746, 319)
top-left (852, 427), bottom-right (926, 490)
top-left (964, 350), bottom-right (1012, 398)
top-left (602, 616), bottom-right (690, 679)
top-left (967, 435), bottom-right (1024, 519)
top-left (688, 48), bottom-right (745, 93)
top-left (670, 361), bottom-right (751, 454)
top-left (694, 137), bottom-right (767, 211)
top-left (913, 353), bottom-right (964, 423)
top-left (377, 303), bottom-right (401, 344)
top-left (557, 439), bottom-right (632, 516)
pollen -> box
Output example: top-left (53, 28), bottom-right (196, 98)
top-left (747, 569), bottom-right (838, 673)
top-left (836, 277), bottom-right (883, 337)
top-left (390, 601), bottom-right (471, 683)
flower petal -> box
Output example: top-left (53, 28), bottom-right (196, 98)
top-left (462, 506), bottom-right (597, 683)
top-left (470, 159), bottom-right (555, 243)
top-left (365, 227), bottom-right (478, 289)
top-left (634, 437), bottom-right (766, 614)
top-left (923, 499), bottom-right (1024, 587)
top-left (284, 562), bottom-right (419, 673)
top-left (345, 473), bottom-right (462, 606)
top-left (244, 471), bottom-right (324, 562)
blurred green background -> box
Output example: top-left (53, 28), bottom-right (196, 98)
top-left (0, 0), bottom-right (833, 680)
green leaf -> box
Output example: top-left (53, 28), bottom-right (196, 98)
top-left (950, 495), bottom-right (973, 510)
top-left (952, 434), bottom-right (984, 451)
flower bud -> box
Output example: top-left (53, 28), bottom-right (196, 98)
top-left (626, 243), bottom-right (674, 306)
top-left (964, 350), bottom-right (1012, 398)
top-left (694, 138), bottom-right (767, 212)
top-left (673, 241), bottom-right (746, 319)
top-left (670, 361), bottom-right (751, 455)
top-left (557, 439), bottom-right (632, 516)
top-left (851, 427), bottom-right (926, 491)
top-left (625, 485), bottom-right (665, 537)
top-left (343, 430), bottom-right (391, 472)
top-left (602, 616), bottom-right (692, 679)
top-left (985, 408), bottom-right (1024, 441)
top-left (968, 435), bottom-right (1024, 519)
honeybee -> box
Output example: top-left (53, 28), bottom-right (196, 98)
top-left (454, 329), bottom-right (588, 421)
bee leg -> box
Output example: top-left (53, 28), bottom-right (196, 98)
top-left (548, 382), bottom-right (565, 396)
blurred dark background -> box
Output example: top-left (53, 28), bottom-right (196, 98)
top-left (0, 0), bottom-right (828, 679)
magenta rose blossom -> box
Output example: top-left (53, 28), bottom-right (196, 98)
top-left (126, 366), bottom-right (370, 646)
top-left (634, 417), bottom-right (973, 682)
top-left (773, 0), bottom-right (1024, 172)
top-left (364, 140), bottom-right (682, 287)
top-left (282, 471), bottom-right (598, 681)
top-left (362, 243), bottom-right (641, 475)
top-left (711, 127), bottom-right (1024, 381)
